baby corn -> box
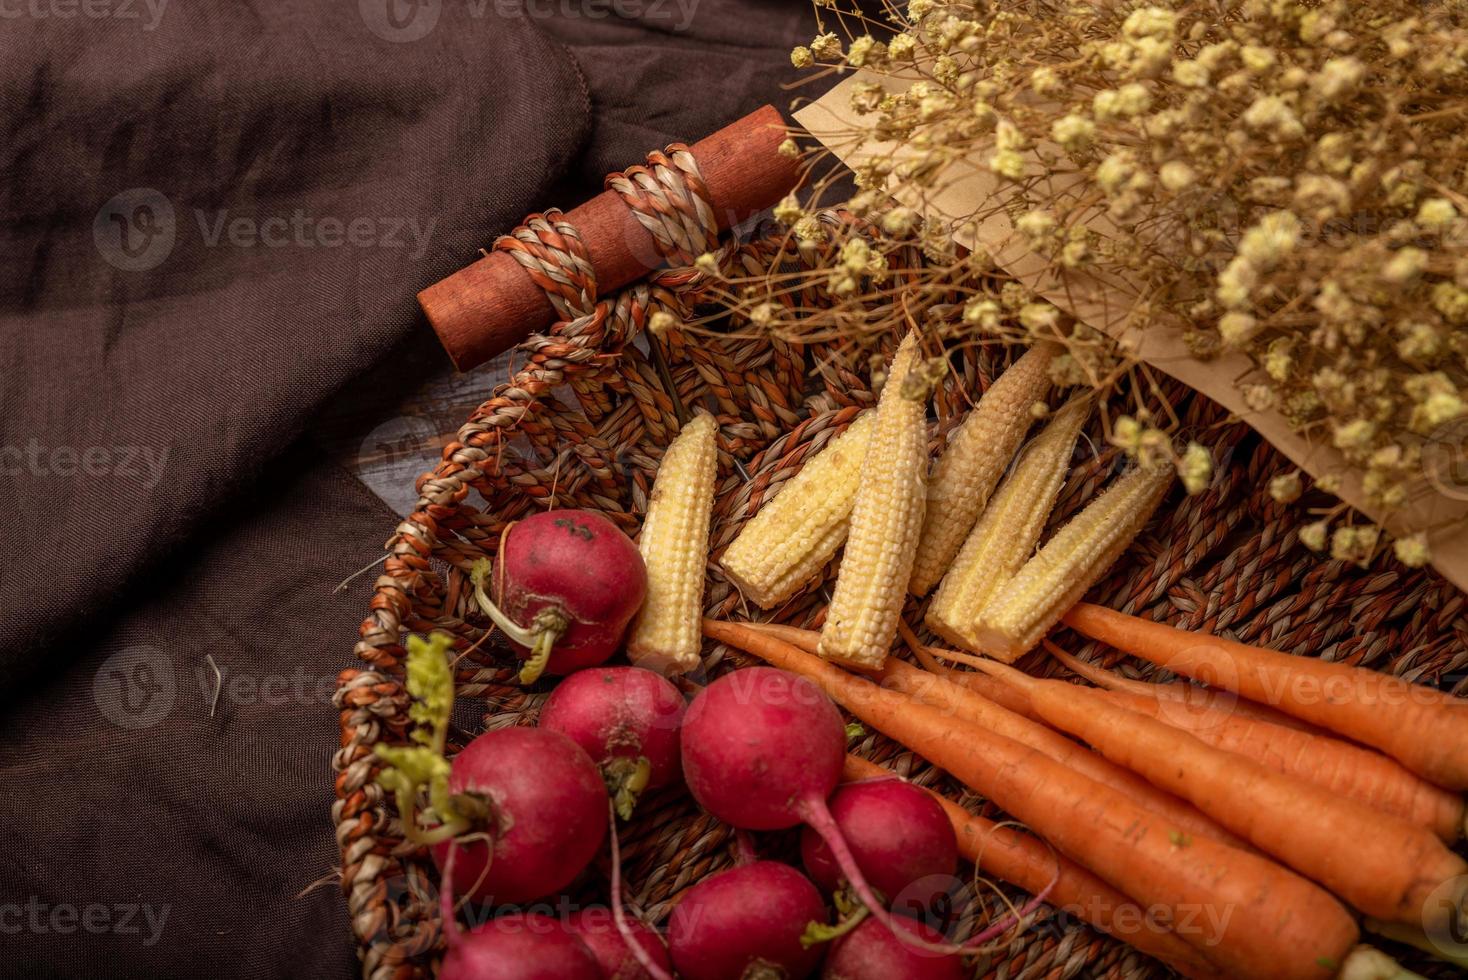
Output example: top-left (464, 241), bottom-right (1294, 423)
top-left (908, 344), bottom-right (1058, 596)
top-left (820, 332), bottom-right (929, 670)
top-left (719, 410), bottom-right (876, 609)
top-left (926, 396), bottom-right (1092, 651)
top-left (972, 460), bottom-right (1174, 662)
top-left (628, 411), bottom-right (718, 675)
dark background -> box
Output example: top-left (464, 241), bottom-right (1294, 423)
top-left (0, 2), bottom-right (814, 974)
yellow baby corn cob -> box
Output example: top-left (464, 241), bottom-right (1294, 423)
top-left (719, 410), bottom-right (877, 609)
top-left (628, 411), bottom-right (718, 675)
top-left (971, 460), bottom-right (1174, 662)
top-left (925, 396), bottom-right (1093, 651)
top-left (819, 332), bottom-right (929, 670)
top-left (908, 343), bottom-right (1059, 596)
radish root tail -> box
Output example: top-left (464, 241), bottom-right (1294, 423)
top-left (608, 799), bottom-right (674, 980)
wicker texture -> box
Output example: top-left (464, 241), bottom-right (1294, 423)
top-left (332, 148), bottom-right (1468, 980)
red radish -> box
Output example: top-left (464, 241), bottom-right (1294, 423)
top-left (800, 778), bottom-right (958, 915)
top-left (680, 666), bottom-right (1038, 957)
top-left (565, 908), bottom-right (672, 980)
top-left (666, 861), bottom-right (826, 980)
top-left (821, 916), bottom-right (966, 980)
top-left (430, 727), bottom-right (608, 905)
top-left (472, 509), bottom-right (648, 684)
top-left (439, 911), bottom-right (603, 980)
top-left (539, 666), bottom-right (686, 818)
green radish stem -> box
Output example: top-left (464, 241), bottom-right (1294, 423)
top-left (469, 559), bottom-right (569, 685)
top-left (801, 888), bottom-right (871, 947)
top-left (374, 633), bottom-right (489, 845)
top-left (604, 756), bottom-right (653, 822)
top-left (608, 799), bottom-right (674, 980)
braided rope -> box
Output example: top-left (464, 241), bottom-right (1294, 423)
top-left (492, 209), bottom-right (598, 321)
top-left (606, 144), bottom-right (717, 267)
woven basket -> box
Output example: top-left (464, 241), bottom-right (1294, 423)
top-left (331, 147), bottom-right (1468, 980)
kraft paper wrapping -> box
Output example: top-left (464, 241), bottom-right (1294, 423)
top-left (797, 73), bottom-right (1468, 593)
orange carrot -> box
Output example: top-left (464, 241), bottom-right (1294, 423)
top-left (896, 619), bottom-right (1036, 717)
top-left (1048, 644), bottom-right (1466, 842)
top-left (705, 619), bottom-right (1359, 980)
top-left (882, 659), bottom-right (1246, 850)
top-left (969, 657), bottom-right (1468, 931)
top-left (1042, 640), bottom-right (1318, 733)
top-left (841, 755), bottom-right (1222, 979)
top-left (1063, 602), bottom-right (1468, 790)
top-left (746, 623), bottom-right (1247, 848)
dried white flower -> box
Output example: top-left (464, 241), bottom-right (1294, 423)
top-left (1093, 83), bottom-right (1152, 121)
top-left (648, 310), bottom-right (677, 335)
top-left (1016, 210), bottom-right (1057, 241)
top-left (1393, 534), bottom-right (1431, 567)
top-left (1313, 57), bottom-right (1365, 101)
top-left (1122, 6), bottom-right (1176, 40)
top-left (1417, 197), bottom-right (1458, 230)
top-left (1030, 66), bottom-right (1062, 95)
top-left (1300, 520), bottom-right (1329, 551)
top-left (1159, 160), bottom-right (1196, 192)
top-left (1218, 311), bottom-right (1260, 346)
top-left (1172, 59), bottom-right (1210, 87)
top-left (881, 207), bottom-right (919, 236)
top-left (1238, 211), bottom-right (1302, 270)
top-left (1051, 113), bottom-right (1095, 151)
top-left (846, 36), bottom-right (878, 67)
top-left (1240, 45), bottom-right (1277, 73)
top-left (1383, 247), bottom-right (1429, 284)
top-left (809, 32), bottom-right (842, 60)
top-left (1179, 443), bottom-right (1212, 494)
top-left (1243, 95), bottom-right (1304, 141)
top-left (1095, 151), bottom-right (1137, 193)
top-left (1270, 471), bottom-right (1303, 503)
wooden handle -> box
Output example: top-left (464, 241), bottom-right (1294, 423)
top-left (419, 105), bottom-right (800, 371)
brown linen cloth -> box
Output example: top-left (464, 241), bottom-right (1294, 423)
top-left (0, 1), bottom-right (809, 974)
